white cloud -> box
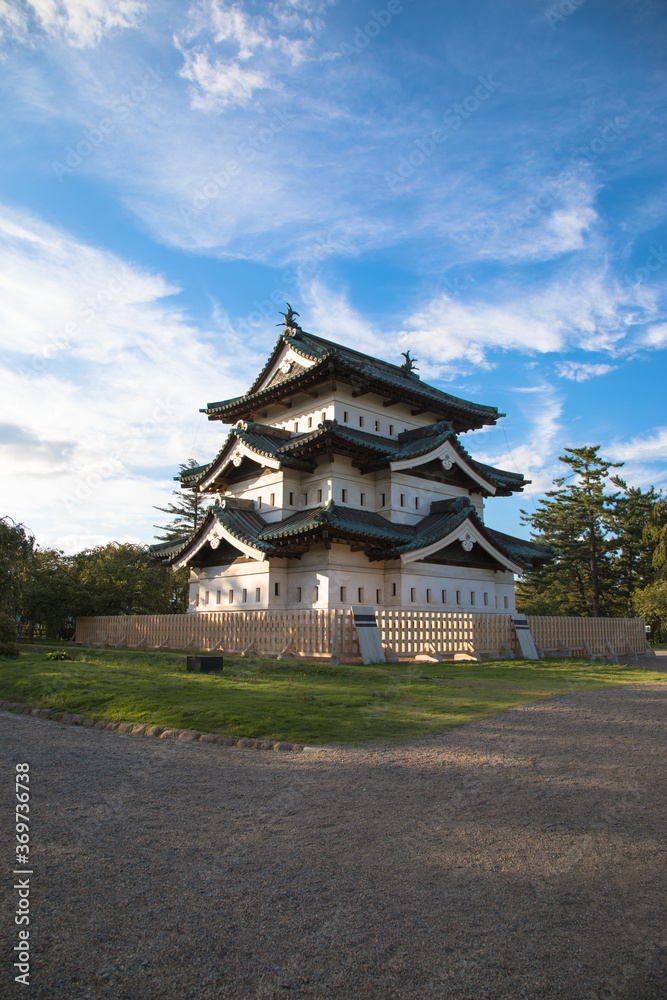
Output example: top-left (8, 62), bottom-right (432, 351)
top-left (174, 0), bottom-right (328, 112)
top-left (555, 361), bottom-right (617, 382)
top-left (401, 271), bottom-right (648, 367)
top-left (644, 323), bottom-right (667, 349)
top-left (0, 0), bottom-right (145, 48)
top-left (0, 205), bottom-right (258, 550)
top-left (608, 427), bottom-right (667, 464)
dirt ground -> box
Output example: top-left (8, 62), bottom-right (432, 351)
top-left (1, 677), bottom-right (665, 999)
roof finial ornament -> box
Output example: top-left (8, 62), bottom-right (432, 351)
top-left (277, 303), bottom-right (301, 331)
top-left (400, 350), bottom-right (419, 373)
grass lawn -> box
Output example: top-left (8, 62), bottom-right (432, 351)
top-left (0, 645), bottom-right (664, 745)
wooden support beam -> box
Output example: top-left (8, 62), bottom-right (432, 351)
top-left (382, 397), bottom-right (401, 408)
top-left (411, 407), bottom-right (429, 416)
top-left (351, 384), bottom-right (372, 398)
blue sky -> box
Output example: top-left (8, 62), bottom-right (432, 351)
top-left (1, 0), bottom-right (666, 552)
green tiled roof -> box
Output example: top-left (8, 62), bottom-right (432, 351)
top-left (150, 496), bottom-right (551, 571)
top-left (203, 329), bottom-right (502, 431)
top-left (178, 419), bottom-right (528, 496)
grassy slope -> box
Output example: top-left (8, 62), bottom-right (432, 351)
top-left (0, 646), bottom-right (663, 745)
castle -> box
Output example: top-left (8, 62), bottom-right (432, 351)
top-left (151, 309), bottom-right (551, 613)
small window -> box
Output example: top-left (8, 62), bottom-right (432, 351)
top-left (392, 583), bottom-right (397, 596)
top-left (313, 585), bottom-right (319, 602)
top-left (303, 492), bottom-right (308, 505)
top-left (484, 592), bottom-right (489, 606)
top-left (257, 496), bottom-right (262, 509)
top-left (274, 582), bottom-right (280, 597)
top-left (410, 587), bottom-right (416, 603)
top-left (470, 591), bottom-right (475, 606)
top-left (504, 596), bottom-right (509, 609)
top-left (441, 589), bottom-right (447, 604)
top-left (359, 416), bottom-right (364, 427)
top-left (294, 422), bottom-right (298, 432)
top-left (360, 492), bottom-right (365, 506)
top-left (204, 591), bottom-right (209, 605)
top-left (400, 494), bottom-right (405, 507)
top-left (195, 592), bottom-right (199, 606)
top-left (216, 590), bottom-right (221, 605)
top-left (341, 489), bottom-right (348, 502)
top-left (242, 588), bottom-right (248, 603)
top-left (389, 424), bottom-right (394, 435)
top-left (456, 590), bottom-right (462, 605)
top-left (340, 586), bottom-right (346, 601)
top-left (255, 587), bottom-right (261, 602)
top-left (321, 411), bottom-right (326, 423)
top-left (415, 497), bottom-right (420, 510)
top-left (374, 420), bottom-right (380, 432)
top-left (296, 587), bottom-right (302, 602)
top-left (317, 489), bottom-right (323, 502)
top-left (376, 589), bottom-right (381, 604)
top-left (380, 493), bottom-right (386, 507)
top-left (343, 410), bottom-right (349, 422)
top-left (228, 590), bottom-right (234, 604)
top-left (270, 493), bottom-right (275, 506)
top-left (426, 588), bottom-right (431, 603)
top-left (358, 587), bottom-right (364, 602)
top-left (308, 416), bottom-right (313, 428)
top-left (289, 492), bottom-right (294, 505)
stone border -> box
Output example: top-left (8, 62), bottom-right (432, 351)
top-left (0, 700), bottom-right (305, 752)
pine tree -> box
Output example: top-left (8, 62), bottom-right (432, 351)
top-left (153, 460), bottom-right (208, 542)
top-left (608, 478), bottom-right (662, 615)
top-left (517, 446), bottom-right (622, 617)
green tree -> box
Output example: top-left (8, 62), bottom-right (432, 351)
top-left (517, 446), bottom-right (623, 617)
top-left (23, 543), bottom-right (189, 639)
top-left (632, 580), bottom-right (667, 642)
top-left (153, 459), bottom-right (208, 542)
top-left (608, 478), bottom-right (663, 615)
top-left (0, 516), bottom-right (35, 616)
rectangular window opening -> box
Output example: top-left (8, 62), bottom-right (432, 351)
top-left (389, 424), bottom-right (394, 435)
top-left (484, 592), bottom-right (489, 606)
top-left (296, 587), bottom-right (302, 602)
top-left (415, 497), bottom-right (420, 509)
top-left (392, 583), bottom-right (397, 596)
top-left (426, 588), bottom-right (432, 603)
top-left (242, 588), bottom-right (247, 604)
top-left (289, 492), bottom-right (294, 505)
top-left (303, 492), bottom-right (308, 505)
top-left (293, 422), bottom-right (298, 433)
top-left (410, 587), bottom-right (416, 603)
top-left (341, 489), bottom-right (348, 502)
top-left (308, 416), bottom-right (313, 428)
top-left (359, 416), bottom-right (364, 427)
top-left (358, 587), bottom-right (364, 603)
top-left (313, 585), bottom-right (319, 602)
top-left (360, 492), bottom-right (365, 506)
top-left (374, 420), bottom-right (380, 432)
top-left (216, 590), bottom-right (221, 605)
top-left (343, 410), bottom-right (349, 423)
top-left (321, 411), bottom-right (326, 423)
top-left (228, 590), bottom-right (234, 604)
top-left (470, 591), bottom-right (475, 606)
top-left (255, 587), bottom-right (261, 602)
top-left (441, 589), bottom-right (447, 604)
top-left (504, 596), bottom-right (509, 609)
top-left (376, 589), bottom-right (381, 604)
top-left (270, 493), bottom-right (275, 506)
top-left (257, 496), bottom-right (262, 509)
top-left (340, 586), bottom-right (346, 602)
top-left (380, 493), bottom-right (386, 506)
top-left (400, 494), bottom-right (406, 507)
top-left (204, 591), bottom-right (209, 605)
top-left (274, 582), bottom-right (280, 597)
top-left (317, 489), bottom-right (323, 503)
top-left (456, 590), bottom-right (461, 605)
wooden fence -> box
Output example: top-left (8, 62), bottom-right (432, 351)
top-left (73, 610), bottom-right (651, 660)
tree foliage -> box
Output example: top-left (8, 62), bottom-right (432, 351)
top-left (517, 446), bottom-right (663, 621)
top-left (153, 459), bottom-right (207, 542)
top-left (0, 517), bottom-right (35, 616)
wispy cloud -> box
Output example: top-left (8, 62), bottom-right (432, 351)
top-left (0, 0), bottom-right (145, 49)
top-left (556, 361), bottom-right (617, 382)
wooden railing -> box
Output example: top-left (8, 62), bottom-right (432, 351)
top-left (73, 611), bottom-right (651, 660)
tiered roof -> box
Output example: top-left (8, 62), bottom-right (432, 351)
top-left (180, 419), bottom-right (529, 497)
top-left (158, 497), bottom-right (552, 573)
top-left (202, 328), bottom-right (502, 432)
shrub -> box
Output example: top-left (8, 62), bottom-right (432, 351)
top-left (0, 642), bottom-right (20, 658)
top-left (45, 649), bottom-right (74, 661)
top-left (0, 612), bottom-right (17, 643)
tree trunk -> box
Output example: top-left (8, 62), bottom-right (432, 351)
top-left (589, 519), bottom-right (601, 617)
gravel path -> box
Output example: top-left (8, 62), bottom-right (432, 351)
top-left (1, 681), bottom-right (665, 1000)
